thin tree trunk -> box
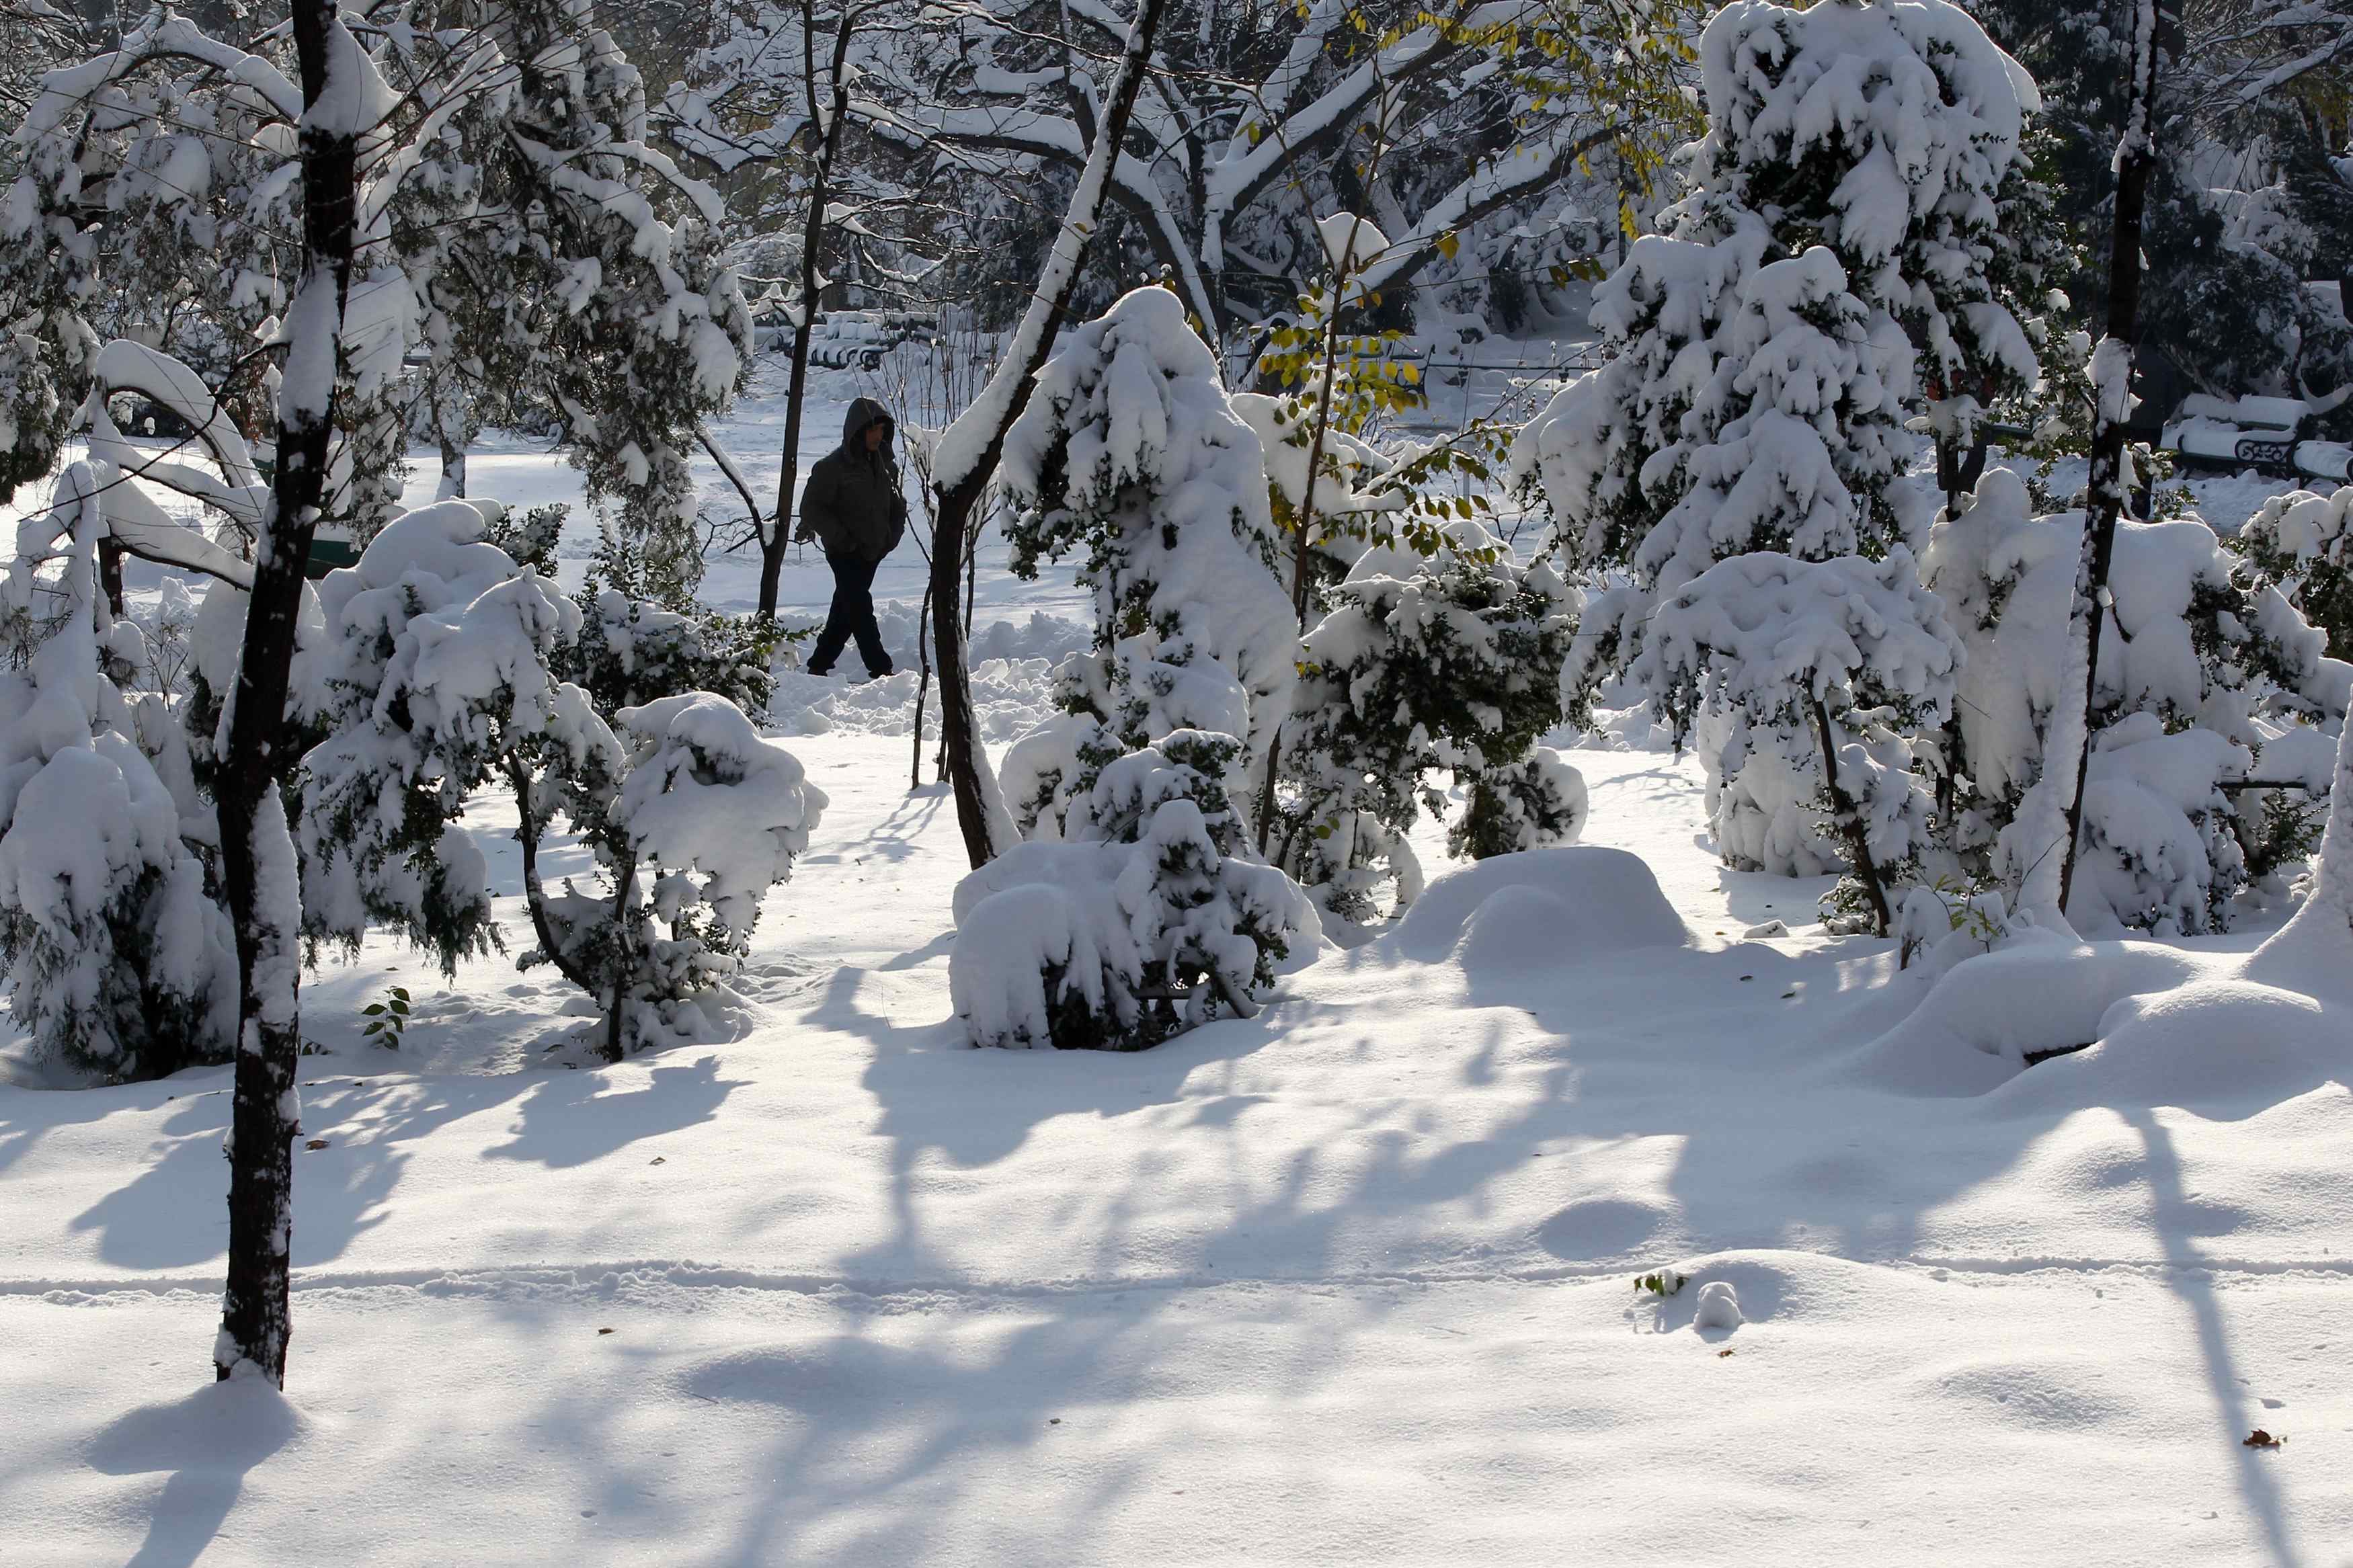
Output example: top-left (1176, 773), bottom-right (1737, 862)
top-left (1810, 696), bottom-right (1891, 938)
top-left (98, 538), bottom-right (126, 619)
top-left (215, 0), bottom-right (358, 1389)
top-left (912, 577), bottom-right (934, 790)
top-left (603, 854), bottom-right (638, 1065)
top-left (929, 0), bottom-right (1174, 870)
top-left (758, 0), bottom-right (855, 621)
top-left (2058, 0), bottom-right (2166, 915)
top-left (1257, 216), bottom-right (1366, 850)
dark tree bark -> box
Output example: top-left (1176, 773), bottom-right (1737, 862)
top-left (930, 0), bottom-right (1174, 868)
top-left (213, 0), bottom-right (358, 1389)
top-left (758, 0), bottom-right (856, 620)
top-left (1810, 696), bottom-right (1892, 938)
top-left (2058, 0), bottom-right (2168, 915)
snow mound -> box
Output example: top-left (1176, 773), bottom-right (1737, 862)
top-left (1989, 979), bottom-right (2350, 1114)
top-left (1693, 1280), bottom-right (1743, 1331)
top-left (1840, 940), bottom-right (2206, 1098)
top-left (1386, 847), bottom-right (1690, 966)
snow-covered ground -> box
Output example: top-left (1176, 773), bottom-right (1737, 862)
top-left (5, 357), bottom-right (2352, 1564)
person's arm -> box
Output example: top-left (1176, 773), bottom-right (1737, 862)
top-left (887, 462), bottom-right (910, 553)
top-left (797, 458), bottom-right (836, 548)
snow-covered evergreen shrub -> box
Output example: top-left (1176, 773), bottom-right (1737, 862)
top-left (1271, 532), bottom-right (1585, 925)
top-left (965, 287), bottom-right (1315, 1048)
top-left (2233, 486), bottom-right (2353, 663)
top-left (1635, 549), bottom-right (1963, 931)
top-left (0, 464), bottom-right (236, 1079)
top-left (1925, 467), bottom-right (2340, 935)
top-left (561, 531), bottom-right (779, 721)
top-left (514, 690), bottom-right (824, 1059)
top-left (294, 501), bottom-right (580, 973)
top-left (953, 728), bottom-right (1314, 1051)
top-left (485, 503), bottom-right (569, 577)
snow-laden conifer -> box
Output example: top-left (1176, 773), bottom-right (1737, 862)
top-left (959, 288), bottom-right (1314, 1048)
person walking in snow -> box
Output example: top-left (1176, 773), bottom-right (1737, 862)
top-left (797, 397), bottom-right (908, 677)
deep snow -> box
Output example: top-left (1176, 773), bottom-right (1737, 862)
top-left (5, 355), bottom-right (2353, 1565)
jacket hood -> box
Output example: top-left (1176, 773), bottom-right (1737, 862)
top-left (842, 397), bottom-right (894, 453)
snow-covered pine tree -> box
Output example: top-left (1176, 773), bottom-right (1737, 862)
top-left (1635, 548), bottom-right (1964, 934)
top-left (1527, 237), bottom-right (1919, 884)
top-left (1925, 466), bottom-right (2340, 936)
top-left (1519, 0), bottom-right (2038, 892)
top-left (1272, 530), bottom-right (1586, 928)
top-left (1690, 0), bottom-right (2040, 473)
top-left (956, 285), bottom-right (1315, 1048)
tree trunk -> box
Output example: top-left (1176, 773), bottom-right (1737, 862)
top-left (1257, 218), bottom-right (1367, 850)
top-left (98, 538), bottom-right (126, 619)
top-left (757, 0), bottom-right (855, 622)
top-left (214, 0), bottom-right (359, 1389)
top-left (1810, 696), bottom-right (1891, 938)
top-left (912, 577), bottom-right (934, 791)
top-left (929, 0), bottom-right (1174, 870)
top-left (2057, 0), bottom-right (2167, 915)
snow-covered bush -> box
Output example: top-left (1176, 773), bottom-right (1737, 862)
top-left (2233, 486), bottom-right (2353, 663)
top-left (561, 530), bottom-right (779, 721)
top-left (1925, 467), bottom-right (2340, 935)
top-left (0, 463), bottom-right (237, 1079)
top-left (1271, 531), bottom-right (1584, 925)
top-left (514, 690), bottom-right (825, 1059)
top-left (952, 729), bottom-right (1314, 1051)
top-left (966, 287), bottom-right (1315, 1048)
top-left (294, 500), bottom-right (579, 973)
top-left (1636, 549), bottom-right (1963, 932)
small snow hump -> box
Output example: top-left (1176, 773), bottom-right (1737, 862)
top-left (1693, 1280), bottom-right (1743, 1332)
top-left (1386, 845), bottom-right (1691, 968)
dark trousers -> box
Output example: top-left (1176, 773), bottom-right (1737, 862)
top-left (809, 551), bottom-right (891, 674)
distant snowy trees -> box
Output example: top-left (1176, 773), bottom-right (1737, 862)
top-left (1971, 0), bottom-right (2353, 425)
top-left (0, 0), bottom-right (752, 579)
top-left (855, 0), bottom-right (1702, 343)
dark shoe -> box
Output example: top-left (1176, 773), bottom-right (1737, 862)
top-left (805, 662), bottom-right (834, 677)
top-left (862, 665), bottom-right (896, 682)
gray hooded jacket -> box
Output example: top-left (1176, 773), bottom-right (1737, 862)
top-left (801, 397), bottom-right (909, 561)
